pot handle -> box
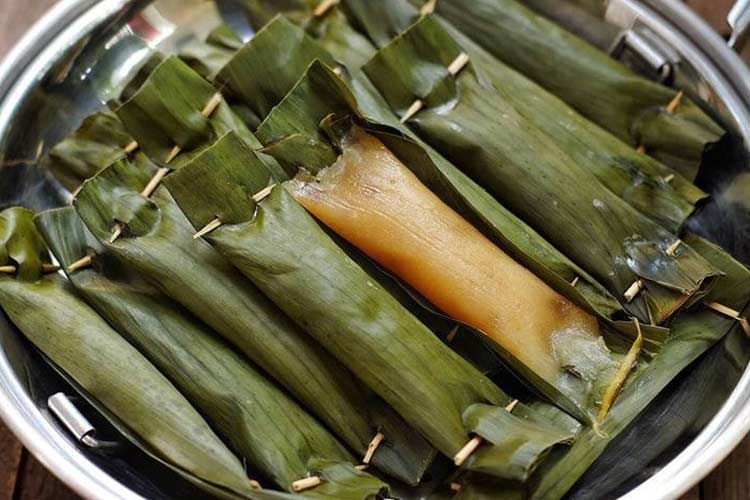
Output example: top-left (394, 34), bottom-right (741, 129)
top-left (48, 393), bottom-right (120, 452)
top-left (729, 0), bottom-right (750, 51)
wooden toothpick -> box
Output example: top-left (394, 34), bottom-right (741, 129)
top-left (123, 140), bottom-right (140, 155)
top-left (624, 279), bottom-right (644, 303)
top-left (421, 0), bottom-right (437, 15)
top-left (666, 90), bottom-right (684, 114)
top-left (67, 256), bottom-right (93, 273)
top-left (401, 53), bottom-right (470, 123)
top-left (163, 92), bottom-right (224, 166)
top-left (193, 185), bottom-right (277, 239)
top-left (663, 174), bottom-right (675, 183)
top-left (313, 0), bottom-right (339, 17)
top-left (450, 483), bottom-right (462, 492)
top-left (0, 263), bottom-right (60, 275)
top-left (665, 239), bottom-right (682, 256)
top-left (705, 302), bottom-right (750, 337)
top-left (454, 400), bottom-right (518, 467)
top-left (446, 324), bottom-right (459, 343)
top-left (362, 432), bottom-right (385, 465)
top-left (571, 276), bottom-right (580, 287)
top-left (291, 476), bottom-right (322, 492)
top-left (193, 218), bottom-right (223, 240)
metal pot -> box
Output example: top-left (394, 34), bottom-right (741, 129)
top-left (0, 1), bottom-right (749, 499)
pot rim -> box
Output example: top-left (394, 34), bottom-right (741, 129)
top-left (0, 1), bottom-right (749, 500)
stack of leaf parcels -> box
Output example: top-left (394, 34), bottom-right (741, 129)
top-left (2, 1), bottom-right (747, 499)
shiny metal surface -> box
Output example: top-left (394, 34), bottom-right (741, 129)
top-left (0, 1), bottom-right (750, 499)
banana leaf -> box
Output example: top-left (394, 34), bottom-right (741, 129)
top-left (363, 16), bottom-right (721, 325)
top-left (0, 207), bottom-right (254, 499)
top-left (180, 24), bottom-right (244, 79)
top-left (113, 54), bottom-right (285, 181)
top-left (338, 0), bottom-right (705, 233)
top-left (530, 232), bottom-right (750, 499)
top-left (72, 157), bottom-right (435, 486)
top-left (164, 131), bottom-right (577, 482)
top-left (225, 24), bottom-right (667, 418)
top-left (238, 0), bottom-right (374, 71)
top-left (41, 109), bottom-right (137, 192)
top-left (520, 0), bottom-right (619, 51)
top-left (408, 0), bottom-right (724, 180)
top-left (34, 207), bottom-right (388, 497)
top-left (219, 16), bottom-right (631, 328)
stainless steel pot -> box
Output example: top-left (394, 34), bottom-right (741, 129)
top-left (0, 1), bottom-right (749, 499)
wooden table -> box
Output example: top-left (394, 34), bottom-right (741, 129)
top-left (0, 0), bottom-right (746, 498)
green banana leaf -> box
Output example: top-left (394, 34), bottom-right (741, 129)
top-left (520, 0), bottom-right (619, 51)
top-left (219, 16), bottom-right (629, 327)
top-left (238, 0), bottom-right (374, 71)
top-left (0, 207), bottom-right (255, 499)
top-left (180, 24), bottom-right (244, 79)
top-left (41, 109), bottom-right (137, 192)
top-left (250, 62), bottom-right (632, 423)
top-left (164, 131), bottom-right (576, 482)
top-left (113, 54), bottom-right (285, 180)
top-left (530, 232), bottom-right (750, 499)
top-left (34, 207), bottom-right (388, 497)
top-left (363, 15), bottom-right (720, 325)
top-left (409, 0), bottom-right (724, 180)
top-left (339, 0), bottom-right (705, 233)
top-left (219, 22), bottom-right (663, 418)
top-left (72, 157), bottom-right (435, 487)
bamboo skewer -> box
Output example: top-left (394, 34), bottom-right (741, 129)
top-left (450, 483), bottom-right (462, 492)
top-left (313, 0), bottom-right (339, 17)
top-left (291, 465), bottom-right (369, 493)
top-left (570, 276), bottom-right (580, 287)
top-left (362, 432), bottom-right (385, 464)
top-left (401, 52), bottom-right (470, 123)
top-left (67, 256), bottom-right (93, 273)
top-left (292, 476), bottom-right (322, 492)
top-left (705, 302), bottom-right (750, 337)
top-left (446, 324), bottom-right (459, 343)
top-left (454, 399), bottom-right (518, 467)
top-left (194, 185), bottom-right (277, 239)
top-left (420, 0), bottom-right (437, 15)
top-left (663, 174), bottom-right (675, 183)
top-left (123, 140), bottom-right (140, 155)
top-left (624, 239), bottom-right (682, 303)
top-left (665, 239), bottom-right (682, 256)
top-left (0, 264), bottom-right (60, 275)
top-left (634, 91), bottom-right (684, 157)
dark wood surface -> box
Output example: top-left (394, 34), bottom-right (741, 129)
top-left (0, 0), bottom-right (746, 499)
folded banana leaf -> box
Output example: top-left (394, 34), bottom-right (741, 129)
top-left (233, 23), bottom-right (674, 418)
top-left (363, 16), bottom-right (720, 325)
top-left (164, 131), bottom-right (577, 482)
top-left (180, 24), bottom-right (244, 79)
top-left (218, 16), bottom-right (633, 329)
top-left (113, 54), bottom-right (284, 181)
top-left (42, 109), bottom-right (136, 192)
top-left (531, 233), bottom-right (750, 499)
top-left (35, 207), bottom-right (389, 497)
top-left (409, 0), bottom-right (724, 180)
top-left (520, 0), bottom-right (618, 51)
top-left (0, 207), bottom-right (254, 499)
top-left (72, 157), bottom-right (435, 486)
top-left (339, 0), bottom-right (705, 233)
top-left (238, 0), bottom-right (374, 71)
top-left (211, 21), bottom-right (667, 417)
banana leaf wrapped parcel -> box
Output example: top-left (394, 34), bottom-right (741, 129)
top-left (35, 208), bottom-right (388, 498)
top-left (410, 0), bottom-right (724, 179)
top-left (254, 58), bottom-right (667, 420)
top-left (165, 131), bottom-right (577, 482)
top-left (337, 0), bottom-right (705, 233)
top-left (72, 156), bottom-right (435, 486)
top-left (0, 207), bottom-right (255, 499)
top-left (363, 15), bottom-right (720, 326)
top-left (215, 16), bottom-right (636, 332)
top-left (210, 20), bottom-right (657, 420)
